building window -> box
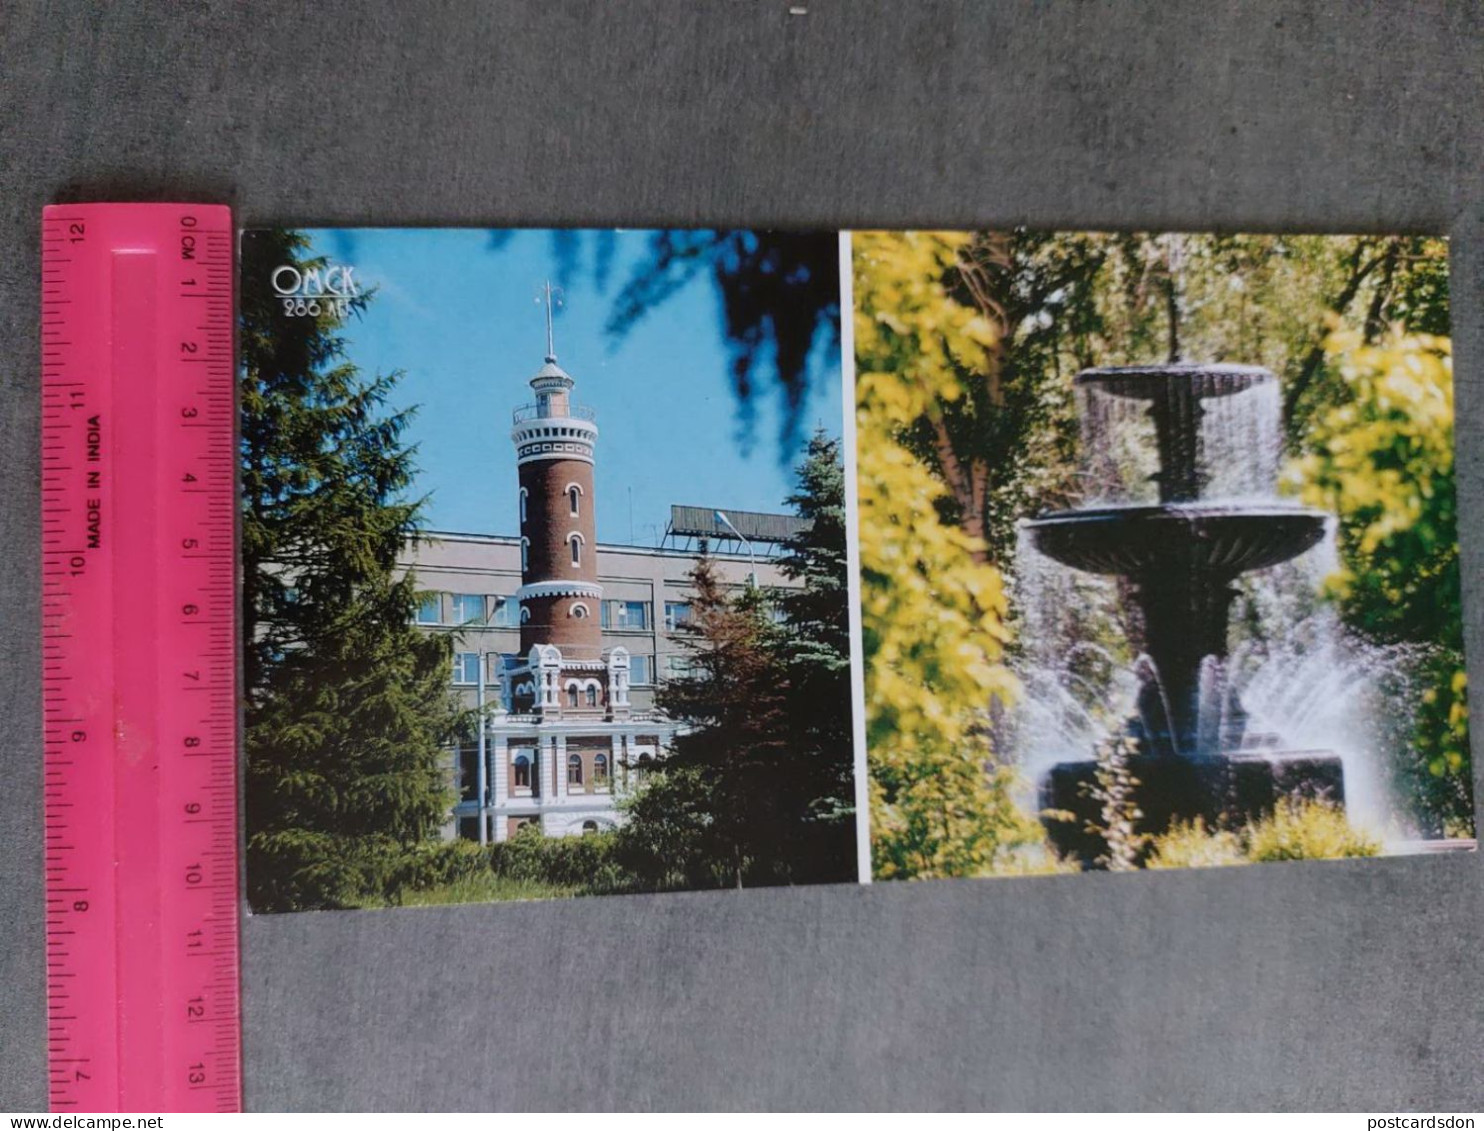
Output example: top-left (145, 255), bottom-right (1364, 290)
top-left (567, 754), bottom-right (583, 787)
top-left (585, 685), bottom-right (598, 707)
top-left (457, 744), bottom-right (478, 803)
top-left (568, 533), bottom-right (583, 567)
top-left (570, 602), bottom-right (589, 619)
top-left (512, 753), bottom-right (532, 792)
top-left (600, 599), bottom-right (651, 630)
top-left (453, 652), bottom-right (481, 685)
top-left (520, 538), bottom-right (530, 573)
top-left (567, 685), bottom-right (579, 708)
top-left (581, 820), bottom-right (599, 834)
top-left (629, 654), bottom-right (653, 686)
top-left (519, 487), bottom-right (528, 525)
top-left (666, 654), bottom-right (695, 679)
top-left (664, 601), bottom-right (692, 631)
top-left (451, 593), bottom-right (486, 625)
top-left (566, 484), bottom-right (582, 516)
top-left (416, 593), bottom-right (441, 625)
top-left (491, 597), bottom-right (518, 627)
top-left (537, 393), bottom-right (551, 416)
top-left (593, 754), bottom-right (609, 789)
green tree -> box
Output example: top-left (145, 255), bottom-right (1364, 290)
top-left (1292, 328), bottom-right (1470, 832)
top-left (773, 431), bottom-right (859, 882)
top-left (853, 231), bottom-right (1051, 879)
top-left (616, 557), bottom-right (793, 890)
top-left (241, 229), bottom-right (469, 912)
top-left (616, 434), bottom-right (858, 889)
top-left (894, 229), bottom-right (1091, 564)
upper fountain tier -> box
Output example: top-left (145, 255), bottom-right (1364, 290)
top-left (1029, 502), bottom-right (1327, 580)
top-left (1034, 361), bottom-right (1325, 584)
top-left (1028, 364), bottom-right (1328, 756)
top-left (1077, 363), bottom-right (1277, 504)
top-left (1076, 362), bottom-right (1273, 401)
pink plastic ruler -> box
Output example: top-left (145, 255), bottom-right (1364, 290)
top-left (41, 203), bottom-right (241, 1112)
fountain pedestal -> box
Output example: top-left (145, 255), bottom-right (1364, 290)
top-left (1041, 752), bottom-right (1345, 863)
top-left (1023, 364), bottom-right (1344, 863)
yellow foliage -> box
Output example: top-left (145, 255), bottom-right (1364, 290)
top-left (1145, 803), bottom-right (1379, 868)
top-left (854, 231), bottom-right (1047, 879)
top-left (1244, 800), bottom-right (1381, 862)
top-left (1145, 819), bottom-right (1245, 870)
top-left (1292, 329), bottom-right (1454, 562)
top-left (1290, 329), bottom-right (1468, 785)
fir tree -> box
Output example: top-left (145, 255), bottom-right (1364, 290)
top-left (240, 229), bottom-right (468, 912)
top-left (774, 431), bottom-right (859, 882)
top-left (616, 434), bottom-right (858, 889)
top-left (617, 557), bottom-right (791, 890)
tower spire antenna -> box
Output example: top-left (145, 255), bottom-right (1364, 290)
top-left (543, 279), bottom-right (557, 363)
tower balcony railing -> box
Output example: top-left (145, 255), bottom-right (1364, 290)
top-left (512, 402), bottom-right (598, 425)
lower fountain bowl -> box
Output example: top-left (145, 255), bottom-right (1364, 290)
top-left (1025, 503), bottom-right (1328, 578)
top-left (1040, 750), bottom-right (1345, 865)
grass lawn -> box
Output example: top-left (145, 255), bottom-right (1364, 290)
top-left (352, 871), bottom-right (586, 909)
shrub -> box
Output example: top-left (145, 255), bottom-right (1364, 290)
top-left (1146, 819), bottom-right (1245, 870)
top-left (388, 839), bottom-right (496, 898)
top-left (984, 843), bottom-right (1080, 877)
top-left (1245, 800), bottom-right (1381, 862)
top-left (1141, 802), bottom-right (1380, 871)
top-left (489, 828), bottom-right (632, 894)
top-left (378, 831), bottom-right (637, 905)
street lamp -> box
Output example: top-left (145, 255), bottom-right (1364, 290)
top-left (713, 510), bottom-right (756, 586)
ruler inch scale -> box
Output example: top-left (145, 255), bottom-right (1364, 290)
top-left (42, 203), bottom-right (242, 1113)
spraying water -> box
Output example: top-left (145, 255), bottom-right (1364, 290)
top-left (1011, 363), bottom-right (1439, 854)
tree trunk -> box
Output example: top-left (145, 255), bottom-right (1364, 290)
top-left (1283, 238), bottom-right (1389, 426)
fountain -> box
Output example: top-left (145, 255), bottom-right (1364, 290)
top-left (1025, 363), bottom-right (1347, 860)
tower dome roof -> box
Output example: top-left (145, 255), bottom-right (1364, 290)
top-left (531, 356), bottom-right (574, 391)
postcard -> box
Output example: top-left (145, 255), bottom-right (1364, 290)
top-left (239, 228), bottom-right (858, 911)
top-left (852, 230), bottom-right (1473, 878)
top-left (240, 225), bottom-right (1472, 913)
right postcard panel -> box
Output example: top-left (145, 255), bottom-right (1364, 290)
top-left (850, 230), bottom-right (1475, 878)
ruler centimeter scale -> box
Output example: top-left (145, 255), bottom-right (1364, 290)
top-left (42, 204), bottom-right (242, 1113)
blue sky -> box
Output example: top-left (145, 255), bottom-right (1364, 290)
top-left (300, 229), bottom-right (843, 545)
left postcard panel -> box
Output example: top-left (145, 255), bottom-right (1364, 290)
top-left (239, 228), bottom-right (859, 912)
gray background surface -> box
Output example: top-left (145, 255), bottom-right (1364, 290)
top-left (2, 0), bottom-right (1482, 1112)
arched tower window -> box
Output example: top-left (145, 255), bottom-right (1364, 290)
top-left (567, 684), bottom-right (579, 708)
top-left (519, 487), bottom-right (528, 525)
top-left (568, 532), bottom-right (583, 567)
top-left (520, 537), bottom-right (530, 573)
top-left (566, 483), bottom-right (582, 516)
top-left (585, 685), bottom-right (598, 707)
top-left (519, 605), bottom-right (531, 624)
top-left (570, 602), bottom-right (590, 619)
top-left (567, 754), bottom-right (583, 786)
